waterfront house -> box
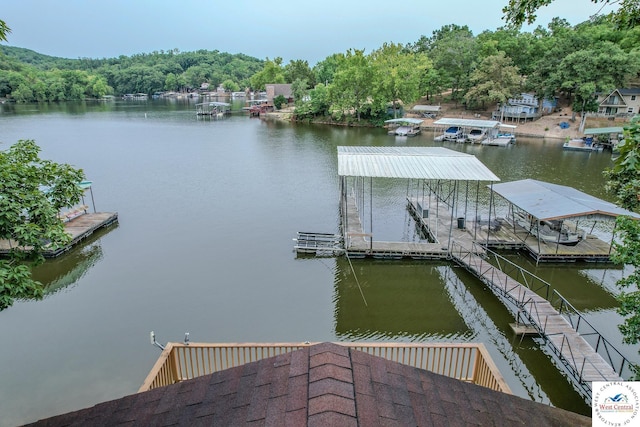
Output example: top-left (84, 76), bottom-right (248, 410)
top-left (595, 88), bottom-right (640, 117)
top-left (493, 93), bottom-right (557, 122)
top-left (266, 83), bottom-right (293, 104)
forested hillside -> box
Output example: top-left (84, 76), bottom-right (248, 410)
top-left (0, 46), bottom-right (264, 101)
top-left (2, 15), bottom-right (640, 125)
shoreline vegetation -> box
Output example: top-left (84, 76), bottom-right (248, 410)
top-left (265, 104), bottom-right (629, 141)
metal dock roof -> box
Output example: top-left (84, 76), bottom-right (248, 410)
top-left (384, 118), bottom-right (424, 125)
top-left (411, 105), bottom-right (441, 112)
top-left (433, 118), bottom-right (501, 129)
top-left (491, 179), bottom-right (640, 220)
top-left (583, 127), bottom-right (624, 135)
top-left (337, 146), bottom-right (500, 181)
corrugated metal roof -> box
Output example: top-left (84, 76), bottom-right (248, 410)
top-left (584, 127), bottom-right (624, 135)
top-left (337, 146), bottom-right (500, 181)
top-left (433, 118), bottom-right (501, 129)
top-left (411, 105), bottom-right (441, 112)
top-left (491, 179), bottom-right (640, 220)
top-left (384, 118), bottom-right (424, 124)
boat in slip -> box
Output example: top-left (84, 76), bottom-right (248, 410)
top-left (516, 213), bottom-right (582, 246)
top-left (442, 126), bottom-right (463, 141)
top-left (467, 128), bottom-right (485, 143)
top-left (385, 118), bottom-right (424, 137)
top-left (563, 137), bottom-right (604, 152)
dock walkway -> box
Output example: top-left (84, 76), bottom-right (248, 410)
top-left (450, 242), bottom-right (624, 401)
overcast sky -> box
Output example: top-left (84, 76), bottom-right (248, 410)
top-left (1, 0), bottom-right (610, 66)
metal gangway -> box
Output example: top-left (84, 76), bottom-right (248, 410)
top-left (293, 232), bottom-right (344, 256)
top-left (450, 241), bottom-right (633, 402)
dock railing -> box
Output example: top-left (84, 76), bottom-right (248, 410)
top-left (450, 241), bottom-right (551, 305)
top-left (139, 342), bottom-right (511, 394)
top-left (549, 290), bottom-right (636, 379)
top-left (450, 241), bottom-right (634, 401)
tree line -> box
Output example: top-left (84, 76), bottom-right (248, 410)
top-left (3, 16), bottom-right (640, 127)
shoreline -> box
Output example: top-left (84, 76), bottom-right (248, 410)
top-left (264, 109), bottom-right (586, 140)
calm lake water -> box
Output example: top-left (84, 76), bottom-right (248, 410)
top-left (0, 99), bottom-right (634, 425)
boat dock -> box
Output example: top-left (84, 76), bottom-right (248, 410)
top-left (343, 194), bottom-right (448, 259)
top-left (296, 146), bottom-right (637, 400)
top-left (330, 191), bottom-right (629, 400)
top-left (472, 217), bottom-right (613, 262)
top-left (0, 212), bottom-right (118, 258)
top-left (450, 242), bottom-right (628, 401)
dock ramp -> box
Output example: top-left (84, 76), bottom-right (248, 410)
top-left (294, 232), bottom-right (344, 256)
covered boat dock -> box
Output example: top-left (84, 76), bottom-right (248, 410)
top-left (479, 179), bottom-right (640, 262)
top-left (196, 101), bottom-right (231, 116)
top-left (409, 104), bottom-right (441, 118)
top-left (583, 126), bottom-right (624, 150)
top-left (337, 146), bottom-right (500, 259)
top-left (384, 118), bottom-right (424, 137)
top-left (433, 118), bottom-right (501, 143)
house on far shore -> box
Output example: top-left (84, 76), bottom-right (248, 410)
top-left (265, 83), bottom-right (293, 104)
top-left (493, 93), bottom-right (557, 123)
top-left (595, 88), bottom-right (640, 117)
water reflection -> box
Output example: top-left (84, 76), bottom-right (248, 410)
top-left (333, 259), bottom-right (471, 341)
top-left (30, 227), bottom-right (115, 296)
top-left (447, 266), bottom-right (592, 414)
top-left (495, 252), bottom-right (621, 312)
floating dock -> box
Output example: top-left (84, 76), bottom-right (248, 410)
top-left (0, 212), bottom-right (118, 258)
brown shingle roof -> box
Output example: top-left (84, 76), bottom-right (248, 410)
top-left (24, 342), bottom-right (591, 426)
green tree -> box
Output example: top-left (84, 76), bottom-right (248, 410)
top-left (0, 18), bottom-right (9, 41)
top-left (0, 140), bottom-right (86, 310)
top-left (295, 83), bottom-right (331, 119)
top-left (550, 42), bottom-right (640, 122)
top-left (221, 79), bottom-right (239, 92)
top-left (503, 0), bottom-right (640, 28)
top-left (370, 43), bottom-right (430, 118)
top-left (313, 53), bottom-right (344, 86)
top-left (290, 78), bottom-right (308, 105)
top-left (464, 51), bottom-right (522, 110)
top-left (427, 25), bottom-right (479, 103)
top-left (284, 59), bottom-right (315, 88)
top-left (273, 94), bottom-right (287, 109)
top-left (605, 118), bottom-right (640, 213)
top-left (604, 117), bottom-right (640, 373)
top-left (329, 49), bottom-right (373, 122)
top-left (250, 57), bottom-right (285, 90)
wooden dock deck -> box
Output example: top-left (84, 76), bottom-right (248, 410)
top-left (0, 212), bottom-right (118, 258)
top-left (341, 195), bottom-right (610, 262)
top-left (473, 217), bottom-right (613, 262)
top-left (451, 244), bottom-right (624, 401)
top-left (342, 195), bottom-right (448, 259)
